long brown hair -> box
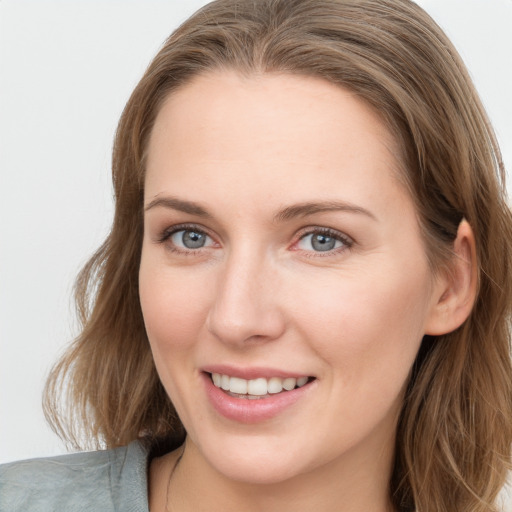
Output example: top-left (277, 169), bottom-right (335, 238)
top-left (44, 1), bottom-right (512, 510)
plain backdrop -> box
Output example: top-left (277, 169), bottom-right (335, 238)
top-left (1, 1), bottom-right (511, 504)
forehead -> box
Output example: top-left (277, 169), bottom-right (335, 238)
top-left (144, 70), bottom-right (408, 214)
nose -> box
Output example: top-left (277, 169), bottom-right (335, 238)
top-left (206, 250), bottom-right (286, 347)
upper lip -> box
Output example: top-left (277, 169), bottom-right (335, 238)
top-left (201, 364), bottom-right (312, 380)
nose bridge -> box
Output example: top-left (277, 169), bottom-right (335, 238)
top-left (206, 243), bottom-right (284, 345)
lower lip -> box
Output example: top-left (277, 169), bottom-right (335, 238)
top-left (202, 373), bottom-right (314, 423)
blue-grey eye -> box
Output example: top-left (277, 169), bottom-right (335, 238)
top-left (297, 232), bottom-right (345, 252)
top-left (170, 229), bottom-right (212, 249)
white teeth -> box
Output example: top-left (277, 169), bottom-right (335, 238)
top-left (211, 373), bottom-right (310, 396)
top-left (282, 377), bottom-right (297, 391)
top-left (229, 376), bottom-right (248, 394)
top-left (297, 376), bottom-right (308, 387)
top-left (221, 374), bottom-right (230, 391)
top-left (267, 377), bottom-right (283, 394)
top-left (247, 378), bottom-right (267, 395)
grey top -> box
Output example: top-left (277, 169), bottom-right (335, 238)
top-left (0, 440), bottom-right (150, 512)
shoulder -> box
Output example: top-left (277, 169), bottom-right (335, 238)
top-left (0, 440), bottom-right (149, 512)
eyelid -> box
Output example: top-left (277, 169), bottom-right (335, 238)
top-left (291, 226), bottom-right (354, 254)
top-left (157, 222), bottom-right (207, 238)
top-left (156, 223), bottom-right (218, 250)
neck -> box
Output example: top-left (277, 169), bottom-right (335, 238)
top-left (152, 435), bottom-right (396, 512)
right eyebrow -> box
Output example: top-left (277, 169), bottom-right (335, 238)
top-left (144, 196), bottom-right (212, 218)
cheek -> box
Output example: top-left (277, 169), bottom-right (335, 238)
top-left (293, 264), bottom-right (432, 386)
top-left (139, 260), bottom-right (213, 417)
top-left (139, 260), bottom-right (211, 354)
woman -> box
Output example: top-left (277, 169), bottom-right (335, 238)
top-left (1, 0), bottom-right (511, 511)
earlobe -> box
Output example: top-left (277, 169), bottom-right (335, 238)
top-left (425, 220), bottom-right (478, 336)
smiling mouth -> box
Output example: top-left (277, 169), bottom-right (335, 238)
top-left (209, 372), bottom-right (314, 399)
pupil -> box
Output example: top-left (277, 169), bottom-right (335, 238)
top-left (182, 231), bottom-right (205, 249)
top-left (312, 234), bottom-right (335, 251)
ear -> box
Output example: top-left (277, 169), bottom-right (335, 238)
top-left (425, 220), bottom-right (478, 336)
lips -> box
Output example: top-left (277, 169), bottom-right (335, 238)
top-left (201, 367), bottom-right (316, 423)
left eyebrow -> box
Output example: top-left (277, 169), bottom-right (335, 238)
top-left (273, 201), bottom-right (377, 223)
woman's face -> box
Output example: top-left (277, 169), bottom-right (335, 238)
top-left (139, 71), bottom-right (444, 484)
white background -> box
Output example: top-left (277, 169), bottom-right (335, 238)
top-left (0, 0), bottom-right (511, 505)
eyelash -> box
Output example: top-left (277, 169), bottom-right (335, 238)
top-left (156, 224), bottom-right (353, 256)
top-left (157, 223), bottom-right (215, 256)
top-left (293, 227), bottom-right (354, 257)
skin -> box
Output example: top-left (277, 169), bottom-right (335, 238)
top-left (139, 71), bottom-right (476, 511)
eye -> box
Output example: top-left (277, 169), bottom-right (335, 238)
top-left (296, 228), bottom-right (352, 253)
top-left (160, 226), bottom-right (216, 252)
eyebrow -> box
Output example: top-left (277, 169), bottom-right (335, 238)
top-left (273, 201), bottom-right (377, 223)
top-left (144, 196), bottom-right (212, 217)
top-left (144, 196), bottom-right (376, 222)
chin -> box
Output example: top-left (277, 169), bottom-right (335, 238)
top-left (199, 438), bottom-right (310, 485)
top-left (216, 458), bottom-right (302, 485)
